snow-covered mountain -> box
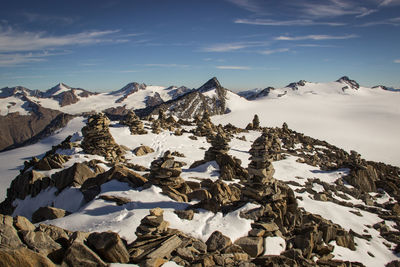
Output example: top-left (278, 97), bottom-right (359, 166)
top-left (0, 112), bottom-right (399, 266)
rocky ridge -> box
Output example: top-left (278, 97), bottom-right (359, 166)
top-left (0, 110), bottom-right (399, 265)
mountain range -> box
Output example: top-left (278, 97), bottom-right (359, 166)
top-left (1, 76), bottom-right (399, 167)
top-left (0, 76), bottom-right (399, 266)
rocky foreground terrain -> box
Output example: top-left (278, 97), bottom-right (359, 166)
top-left (0, 110), bottom-right (399, 266)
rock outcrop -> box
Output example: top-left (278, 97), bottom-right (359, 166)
top-left (81, 113), bottom-right (125, 162)
top-left (119, 110), bottom-right (147, 135)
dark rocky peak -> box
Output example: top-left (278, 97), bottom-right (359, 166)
top-left (198, 77), bottom-right (222, 93)
top-left (44, 83), bottom-right (72, 97)
top-left (336, 76), bottom-right (359, 90)
top-left (145, 92), bottom-right (164, 107)
top-left (286, 80), bottom-right (307, 90)
top-left (0, 86), bottom-right (33, 98)
top-left (372, 85), bottom-right (400, 92)
top-left (111, 82), bottom-right (147, 96)
top-left (167, 86), bottom-right (193, 98)
top-left (239, 87), bottom-right (275, 100)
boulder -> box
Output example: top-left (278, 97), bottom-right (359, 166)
top-left (206, 231), bottom-right (232, 252)
top-left (234, 236), bottom-right (264, 257)
top-left (32, 206), bottom-right (67, 223)
top-left (98, 195), bottom-right (131, 206)
top-left (0, 214), bottom-right (24, 248)
top-left (13, 216), bottom-right (35, 231)
top-left (87, 231), bottom-right (130, 263)
top-left (62, 241), bottom-right (107, 267)
top-left (52, 162), bottom-right (96, 191)
top-left (20, 230), bottom-right (63, 262)
top-left (174, 209), bottom-right (194, 220)
top-left (0, 247), bottom-right (56, 267)
top-left (133, 145), bottom-right (155, 156)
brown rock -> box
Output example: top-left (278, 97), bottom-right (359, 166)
top-left (62, 241), bottom-right (107, 267)
top-left (0, 214), bottom-right (24, 248)
top-left (133, 145), bottom-right (155, 156)
top-left (234, 236), bottom-right (264, 257)
top-left (146, 235), bottom-right (182, 259)
top-left (20, 230), bottom-right (62, 262)
top-left (13, 216), bottom-right (35, 231)
top-left (206, 231), bottom-right (232, 252)
top-left (87, 231), bottom-right (130, 263)
top-left (52, 162), bottom-right (96, 191)
top-left (99, 195), bottom-right (131, 206)
top-left (174, 209), bottom-right (194, 220)
top-left (188, 189), bottom-right (212, 201)
top-left (32, 206), bottom-right (67, 223)
top-left (0, 247), bottom-right (56, 267)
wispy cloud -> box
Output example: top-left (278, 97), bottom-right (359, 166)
top-left (359, 16), bottom-right (400, 26)
top-left (296, 44), bottom-right (336, 48)
top-left (202, 41), bottom-right (269, 52)
top-left (216, 65), bottom-right (250, 70)
top-left (225, 0), bottom-right (267, 14)
top-left (300, 0), bottom-right (376, 18)
top-left (21, 12), bottom-right (76, 24)
top-left (0, 51), bottom-right (69, 66)
top-left (143, 63), bottom-right (190, 68)
top-left (0, 26), bottom-right (125, 53)
top-left (275, 34), bottom-right (358, 41)
top-left (119, 70), bottom-right (138, 73)
top-left (260, 48), bottom-right (290, 55)
top-left (394, 59), bottom-right (400, 63)
top-left (379, 0), bottom-right (400, 6)
top-left (234, 18), bottom-right (345, 26)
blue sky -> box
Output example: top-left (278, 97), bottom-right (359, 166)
top-left (0, 0), bottom-right (399, 91)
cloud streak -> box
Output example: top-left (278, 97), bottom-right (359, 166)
top-left (234, 18), bottom-right (345, 26)
top-left (202, 41), bottom-right (269, 52)
top-left (260, 48), bottom-right (290, 55)
top-left (0, 51), bottom-right (69, 66)
top-left (0, 26), bottom-right (124, 53)
top-left (216, 65), bottom-right (250, 70)
top-left (275, 34), bottom-right (358, 41)
top-left (394, 59), bottom-right (400, 63)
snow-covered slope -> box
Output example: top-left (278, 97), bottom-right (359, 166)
top-left (1, 117), bottom-right (398, 266)
top-left (215, 78), bottom-right (400, 167)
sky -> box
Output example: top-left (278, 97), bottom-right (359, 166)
top-left (0, 0), bottom-right (399, 92)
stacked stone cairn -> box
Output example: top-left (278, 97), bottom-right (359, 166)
top-left (193, 110), bottom-right (216, 137)
top-left (243, 129), bottom-right (278, 201)
top-left (148, 151), bottom-right (192, 202)
top-left (119, 110), bottom-right (147, 135)
top-left (81, 113), bottom-right (125, 162)
top-left (246, 114), bottom-right (261, 130)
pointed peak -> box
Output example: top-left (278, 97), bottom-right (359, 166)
top-left (198, 77), bottom-right (222, 92)
top-left (336, 76), bottom-right (359, 89)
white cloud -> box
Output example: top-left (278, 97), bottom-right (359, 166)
top-left (202, 41), bottom-right (269, 52)
top-left (0, 26), bottom-right (124, 52)
top-left (144, 64), bottom-right (190, 68)
top-left (216, 65), bottom-right (250, 70)
top-left (0, 51), bottom-right (69, 66)
top-left (379, 0), bottom-right (400, 6)
top-left (225, 0), bottom-right (266, 14)
top-left (300, 0), bottom-right (376, 18)
top-left (21, 12), bottom-right (76, 24)
top-left (275, 34), bottom-right (358, 41)
top-left (234, 18), bottom-right (345, 26)
top-left (260, 48), bottom-right (290, 55)
top-left (394, 59), bottom-right (400, 63)
top-left (359, 17), bottom-right (400, 26)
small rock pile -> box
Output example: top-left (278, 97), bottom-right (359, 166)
top-left (191, 128), bottom-right (248, 181)
top-left (193, 111), bottom-right (216, 137)
top-left (248, 130), bottom-right (277, 181)
top-left (149, 151), bottom-right (191, 202)
top-left (119, 110), bottom-right (147, 135)
top-left (189, 179), bottom-right (241, 213)
top-left (129, 208), bottom-right (254, 266)
top-left (81, 113), bottom-right (125, 162)
top-left (204, 129), bottom-right (230, 162)
top-left (246, 114), bottom-right (261, 130)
